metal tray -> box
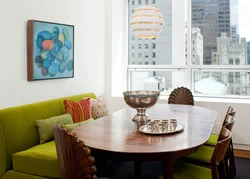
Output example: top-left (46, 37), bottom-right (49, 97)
top-left (139, 123), bottom-right (184, 135)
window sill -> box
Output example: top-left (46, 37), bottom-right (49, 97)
top-left (112, 94), bottom-right (250, 104)
top-left (158, 95), bottom-right (250, 104)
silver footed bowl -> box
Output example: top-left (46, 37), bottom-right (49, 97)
top-left (123, 90), bottom-right (160, 122)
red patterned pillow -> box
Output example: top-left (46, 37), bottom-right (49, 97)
top-left (90, 95), bottom-right (109, 119)
top-left (64, 99), bottom-right (92, 123)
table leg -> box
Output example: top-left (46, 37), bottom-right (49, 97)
top-left (163, 160), bottom-right (174, 179)
top-left (134, 161), bottom-right (142, 179)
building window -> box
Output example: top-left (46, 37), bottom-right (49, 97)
top-left (132, 44), bottom-right (135, 49)
top-left (132, 0), bottom-right (135, 5)
top-left (152, 52), bottom-right (155, 58)
top-left (236, 59), bottom-right (240, 65)
top-left (152, 43), bottom-right (156, 49)
top-left (152, 0), bottom-right (155, 4)
top-left (145, 44), bottom-right (149, 49)
top-left (138, 0), bottom-right (141, 5)
top-left (138, 44), bottom-right (142, 49)
top-left (145, 0), bottom-right (148, 4)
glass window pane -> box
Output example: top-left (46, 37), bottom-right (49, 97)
top-left (128, 0), bottom-right (187, 65)
top-left (191, 0), bottom-right (250, 66)
top-left (130, 71), bottom-right (188, 95)
top-left (194, 71), bottom-right (250, 96)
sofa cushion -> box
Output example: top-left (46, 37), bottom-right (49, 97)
top-left (63, 118), bottom-right (94, 131)
top-left (36, 113), bottom-right (74, 144)
top-left (2, 170), bottom-right (52, 179)
top-left (64, 98), bottom-right (92, 123)
top-left (12, 141), bottom-right (60, 178)
top-left (90, 95), bottom-right (109, 119)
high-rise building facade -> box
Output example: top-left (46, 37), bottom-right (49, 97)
top-left (247, 42), bottom-right (250, 65)
top-left (185, 27), bottom-right (203, 65)
top-left (192, 0), bottom-right (230, 64)
top-left (230, 25), bottom-right (240, 44)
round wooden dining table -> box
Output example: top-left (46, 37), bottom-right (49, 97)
top-left (73, 104), bottom-right (218, 179)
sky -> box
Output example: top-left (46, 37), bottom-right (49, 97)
top-left (238, 0), bottom-right (250, 41)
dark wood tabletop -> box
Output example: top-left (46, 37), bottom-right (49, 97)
top-left (73, 104), bottom-right (218, 179)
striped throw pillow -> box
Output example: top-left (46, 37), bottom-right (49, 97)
top-left (64, 99), bottom-right (92, 123)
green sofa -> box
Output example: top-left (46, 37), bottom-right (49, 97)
top-left (0, 93), bottom-right (96, 179)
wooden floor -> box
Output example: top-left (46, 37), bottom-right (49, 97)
top-left (234, 149), bottom-right (250, 158)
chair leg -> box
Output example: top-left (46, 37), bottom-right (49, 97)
top-left (230, 139), bottom-right (236, 176)
top-left (218, 161), bottom-right (227, 179)
top-left (226, 148), bottom-right (234, 179)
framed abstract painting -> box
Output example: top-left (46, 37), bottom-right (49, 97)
top-left (27, 20), bottom-right (74, 81)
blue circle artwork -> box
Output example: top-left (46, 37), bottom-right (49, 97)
top-left (34, 23), bottom-right (73, 79)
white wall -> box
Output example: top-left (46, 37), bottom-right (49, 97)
top-left (0, 0), bottom-right (106, 109)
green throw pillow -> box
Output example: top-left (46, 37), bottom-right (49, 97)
top-left (63, 118), bottom-right (95, 131)
top-left (36, 113), bottom-right (74, 144)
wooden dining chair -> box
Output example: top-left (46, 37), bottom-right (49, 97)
top-left (205, 106), bottom-right (236, 176)
top-left (158, 127), bottom-right (232, 179)
top-left (168, 87), bottom-right (194, 106)
top-left (54, 123), bottom-right (109, 179)
top-left (183, 115), bottom-right (235, 179)
top-left (206, 106), bottom-right (236, 146)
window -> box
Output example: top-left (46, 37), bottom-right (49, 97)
top-left (138, 0), bottom-right (141, 5)
top-left (152, 52), bottom-right (155, 58)
top-left (127, 0), bottom-right (250, 98)
top-left (152, 43), bottom-right (156, 49)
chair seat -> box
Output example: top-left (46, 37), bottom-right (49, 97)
top-left (206, 134), bottom-right (219, 146)
top-left (185, 145), bottom-right (214, 163)
top-left (158, 161), bottom-right (212, 179)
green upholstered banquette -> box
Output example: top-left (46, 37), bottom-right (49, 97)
top-left (0, 93), bottom-right (96, 179)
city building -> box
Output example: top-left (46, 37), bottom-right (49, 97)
top-left (191, 27), bottom-right (203, 65)
top-left (211, 33), bottom-right (249, 95)
top-left (192, 0), bottom-right (230, 64)
top-left (247, 42), bottom-right (250, 65)
top-left (231, 25), bottom-right (240, 44)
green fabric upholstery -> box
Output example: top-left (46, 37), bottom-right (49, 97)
top-left (2, 170), bottom-right (51, 179)
top-left (63, 118), bottom-right (95, 131)
top-left (158, 161), bottom-right (212, 179)
top-left (206, 134), bottom-right (219, 146)
top-left (186, 145), bottom-right (214, 163)
top-left (12, 141), bottom-right (59, 178)
top-left (36, 113), bottom-right (74, 144)
top-left (0, 93), bottom-right (96, 179)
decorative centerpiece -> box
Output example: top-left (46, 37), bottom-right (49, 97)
top-left (123, 90), bottom-right (160, 122)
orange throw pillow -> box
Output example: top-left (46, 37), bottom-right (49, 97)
top-left (64, 99), bottom-right (92, 123)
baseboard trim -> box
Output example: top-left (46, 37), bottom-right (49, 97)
top-left (234, 148), bottom-right (250, 159)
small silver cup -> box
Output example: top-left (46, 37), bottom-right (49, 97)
top-left (158, 123), bottom-right (165, 133)
top-left (147, 123), bottom-right (155, 132)
top-left (169, 119), bottom-right (177, 131)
